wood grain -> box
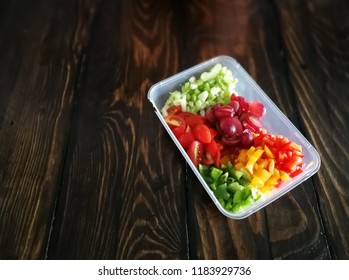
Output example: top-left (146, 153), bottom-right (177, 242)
top-left (0, 0), bottom-right (95, 259)
top-left (183, 0), bottom-right (272, 259)
top-left (47, 0), bottom-right (189, 259)
top-left (0, 0), bottom-right (347, 260)
top-left (183, 0), bottom-right (330, 259)
top-left (274, 0), bottom-right (349, 259)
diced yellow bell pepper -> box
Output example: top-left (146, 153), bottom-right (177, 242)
top-left (280, 170), bottom-right (290, 181)
top-left (258, 159), bottom-right (269, 169)
top-left (245, 148), bottom-right (264, 174)
top-left (251, 176), bottom-right (264, 188)
top-left (237, 149), bottom-right (248, 164)
top-left (265, 174), bottom-right (280, 186)
top-left (264, 145), bottom-right (274, 158)
top-left (268, 159), bottom-right (275, 174)
top-left (235, 162), bottom-right (245, 170)
top-left (246, 146), bottom-right (256, 156)
top-left (254, 168), bottom-right (272, 183)
top-left (260, 184), bottom-right (273, 193)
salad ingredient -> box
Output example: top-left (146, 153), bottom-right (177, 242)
top-left (160, 65), bottom-right (305, 214)
top-left (218, 117), bottom-right (243, 137)
top-left (193, 124), bottom-right (212, 144)
top-left (161, 64), bottom-right (238, 116)
top-left (199, 162), bottom-right (261, 213)
top-left (187, 141), bottom-right (203, 167)
top-left (202, 94), bottom-right (266, 150)
top-left (253, 132), bottom-right (304, 174)
top-left (233, 133), bottom-right (305, 193)
top-left (241, 130), bottom-right (254, 148)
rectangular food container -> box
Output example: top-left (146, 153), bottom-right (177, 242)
top-left (147, 56), bottom-right (321, 219)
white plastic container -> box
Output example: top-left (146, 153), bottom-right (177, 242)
top-left (147, 56), bottom-right (321, 219)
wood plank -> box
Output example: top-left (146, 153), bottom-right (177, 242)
top-left (47, 0), bottom-right (189, 259)
top-left (274, 0), bottom-right (349, 259)
top-left (183, 0), bottom-right (330, 259)
top-left (0, 0), bottom-right (95, 259)
top-left (245, 0), bottom-right (330, 260)
top-left (183, 0), bottom-right (271, 259)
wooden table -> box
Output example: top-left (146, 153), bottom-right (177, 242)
top-left (0, 0), bottom-right (348, 260)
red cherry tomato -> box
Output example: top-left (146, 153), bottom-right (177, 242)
top-left (172, 124), bottom-right (186, 137)
top-left (165, 115), bottom-right (185, 129)
top-left (178, 132), bottom-right (196, 148)
top-left (204, 139), bottom-right (218, 157)
top-left (187, 141), bottom-right (203, 167)
top-left (167, 105), bottom-right (182, 115)
top-left (193, 124), bottom-right (212, 144)
top-left (202, 151), bottom-right (214, 165)
top-left (184, 114), bottom-right (206, 128)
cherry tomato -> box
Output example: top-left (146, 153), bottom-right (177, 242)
top-left (167, 105), bottom-right (182, 115)
top-left (178, 132), bottom-right (196, 148)
top-left (193, 124), bottom-right (212, 144)
top-left (172, 124), bottom-right (186, 138)
top-left (204, 139), bottom-right (218, 157)
top-left (183, 114), bottom-right (206, 128)
top-left (209, 128), bottom-right (218, 139)
top-left (187, 141), bottom-right (203, 167)
top-left (165, 115), bottom-right (185, 129)
top-left (202, 151), bottom-right (214, 165)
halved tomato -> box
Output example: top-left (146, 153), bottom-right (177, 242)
top-left (167, 105), bottom-right (182, 115)
top-left (187, 141), bottom-right (203, 167)
top-left (172, 125), bottom-right (186, 138)
top-left (204, 139), bottom-right (218, 157)
top-left (178, 132), bottom-right (196, 148)
top-left (165, 115), bottom-right (185, 129)
top-left (193, 123), bottom-right (212, 144)
top-left (202, 151), bottom-right (214, 165)
top-left (178, 112), bottom-right (206, 128)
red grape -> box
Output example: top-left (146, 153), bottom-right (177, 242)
top-left (219, 117), bottom-right (243, 137)
top-left (240, 113), bottom-right (262, 132)
top-left (205, 107), bottom-right (216, 124)
top-left (229, 100), bottom-right (240, 113)
top-left (222, 135), bottom-right (241, 146)
top-left (241, 130), bottom-right (254, 148)
top-left (213, 105), bottom-right (235, 120)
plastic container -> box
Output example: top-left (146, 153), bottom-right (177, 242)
top-left (147, 56), bottom-right (321, 219)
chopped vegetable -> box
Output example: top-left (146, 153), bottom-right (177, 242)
top-left (199, 162), bottom-right (261, 213)
top-left (161, 64), bottom-right (305, 214)
top-left (161, 64), bottom-right (238, 116)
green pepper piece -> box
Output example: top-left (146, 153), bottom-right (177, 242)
top-left (210, 167), bottom-right (223, 182)
top-left (227, 181), bottom-right (244, 193)
top-left (214, 183), bottom-right (230, 200)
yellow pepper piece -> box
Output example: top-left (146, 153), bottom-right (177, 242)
top-left (260, 185), bottom-right (273, 193)
top-left (254, 168), bottom-right (272, 183)
top-left (258, 159), bottom-right (269, 169)
top-left (268, 159), bottom-right (275, 174)
top-left (237, 149), bottom-right (248, 164)
top-left (235, 162), bottom-right (244, 170)
top-left (265, 174), bottom-right (280, 186)
top-left (246, 146), bottom-right (256, 156)
top-left (280, 170), bottom-right (290, 181)
top-left (251, 176), bottom-right (264, 188)
top-left (246, 148), bottom-right (264, 174)
top-left (264, 145), bottom-right (274, 159)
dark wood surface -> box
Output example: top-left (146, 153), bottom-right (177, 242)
top-left (0, 0), bottom-right (348, 260)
